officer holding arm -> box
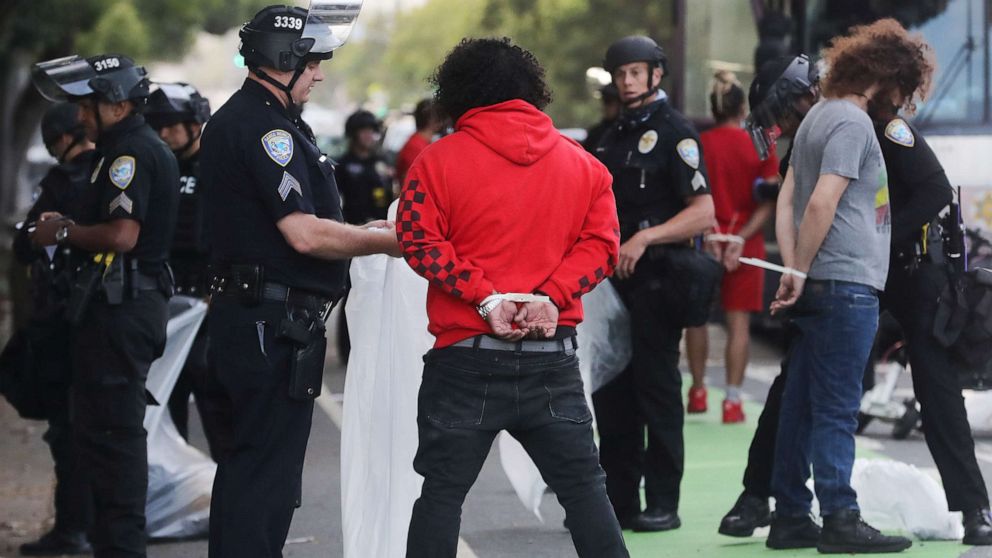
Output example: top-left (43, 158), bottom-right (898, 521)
top-left (30, 53), bottom-right (180, 558)
top-left (591, 35), bottom-right (716, 532)
top-left (201, 5), bottom-right (398, 557)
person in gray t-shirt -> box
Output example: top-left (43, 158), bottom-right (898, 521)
top-left (789, 99), bottom-right (889, 290)
top-left (766, 18), bottom-right (928, 555)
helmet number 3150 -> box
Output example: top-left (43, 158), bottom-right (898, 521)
top-left (274, 16), bottom-right (303, 30)
top-left (94, 58), bottom-right (120, 72)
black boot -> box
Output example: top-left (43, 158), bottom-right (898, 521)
top-left (818, 510), bottom-right (912, 554)
top-left (766, 514), bottom-right (820, 549)
top-left (630, 507), bottom-right (681, 532)
top-left (719, 492), bottom-right (771, 537)
top-left (963, 508), bottom-right (992, 546)
top-left (19, 529), bottom-right (92, 556)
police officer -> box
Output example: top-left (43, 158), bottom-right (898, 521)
top-left (583, 83), bottom-right (621, 153)
top-left (200, 6), bottom-right (398, 556)
top-left (870, 107), bottom-right (992, 545)
top-left (335, 109), bottom-right (393, 225)
top-left (30, 53), bottom-right (180, 558)
top-left (591, 35), bottom-right (715, 532)
top-left (718, 55), bottom-right (992, 547)
top-left (145, 82), bottom-right (234, 460)
top-left (13, 102), bottom-right (95, 556)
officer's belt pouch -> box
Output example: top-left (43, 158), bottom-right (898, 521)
top-left (933, 267), bottom-right (992, 367)
top-left (66, 261), bottom-right (103, 325)
top-left (644, 245), bottom-right (723, 329)
top-left (278, 318), bottom-right (327, 401)
top-left (230, 264), bottom-right (264, 305)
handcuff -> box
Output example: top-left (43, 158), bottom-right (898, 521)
top-left (477, 293), bottom-right (552, 319)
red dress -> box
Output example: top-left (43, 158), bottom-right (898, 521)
top-left (700, 126), bottom-right (779, 312)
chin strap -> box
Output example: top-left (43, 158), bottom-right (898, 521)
top-left (622, 62), bottom-right (662, 108)
top-left (176, 122), bottom-right (202, 157)
top-left (252, 66), bottom-right (305, 117)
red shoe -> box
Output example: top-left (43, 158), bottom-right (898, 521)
top-left (687, 386), bottom-right (708, 413)
top-left (723, 399), bottom-right (745, 424)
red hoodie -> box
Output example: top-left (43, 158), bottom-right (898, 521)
top-left (397, 99), bottom-right (620, 348)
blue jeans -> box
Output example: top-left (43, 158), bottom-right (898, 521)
top-left (771, 280), bottom-right (879, 517)
top-left (406, 343), bottom-right (629, 558)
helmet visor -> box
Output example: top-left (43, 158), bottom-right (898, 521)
top-left (302, 1), bottom-right (364, 54)
top-left (32, 56), bottom-right (97, 102)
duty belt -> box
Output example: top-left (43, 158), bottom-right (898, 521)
top-left (213, 278), bottom-right (335, 320)
top-left (452, 335), bottom-right (577, 353)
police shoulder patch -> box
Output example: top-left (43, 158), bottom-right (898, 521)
top-left (108, 156), bottom-right (136, 190)
top-left (262, 129), bottom-right (294, 167)
top-left (676, 138), bottom-right (700, 169)
top-left (884, 118), bottom-right (915, 148)
top-left (638, 130), bottom-right (659, 154)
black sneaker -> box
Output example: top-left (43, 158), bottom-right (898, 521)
top-left (818, 510), bottom-right (912, 554)
top-left (963, 508), bottom-right (992, 546)
top-left (19, 529), bottom-right (92, 556)
top-left (719, 492), bottom-right (771, 537)
top-left (766, 514), bottom-right (820, 549)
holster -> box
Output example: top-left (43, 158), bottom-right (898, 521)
top-left (277, 315), bottom-right (327, 401)
top-left (65, 260), bottom-right (103, 325)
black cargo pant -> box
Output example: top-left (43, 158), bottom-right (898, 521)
top-left (207, 298), bottom-right (316, 558)
top-left (592, 282), bottom-right (684, 521)
top-left (407, 342), bottom-right (629, 558)
top-left (71, 292), bottom-right (168, 558)
top-left (739, 262), bottom-right (990, 512)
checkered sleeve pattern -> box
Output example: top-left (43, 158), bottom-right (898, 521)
top-left (536, 173), bottom-right (621, 309)
top-left (397, 175), bottom-right (494, 304)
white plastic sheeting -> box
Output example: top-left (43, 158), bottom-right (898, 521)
top-left (143, 296), bottom-right (216, 539)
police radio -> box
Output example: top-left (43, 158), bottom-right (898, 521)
top-left (943, 186), bottom-right (966, 273)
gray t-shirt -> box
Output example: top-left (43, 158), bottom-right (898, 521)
top-left (790, 98), bottom-right (890, 290)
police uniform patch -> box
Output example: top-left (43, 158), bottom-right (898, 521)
top-left (884, 118), bottom-right (915, 148)
top-left (638, 130), bottom-right (659, 154)
top-left (108, 156), bottom-right (135, 189)
top-left (278, 171), bottom-right (303, 201)
top-left (91, 157), bottom-right (104, 184)
top-left (691, 171), bottom-right (707, 191)
top-left (677, 139), bottom-right (700, 169)
top-left (262, 129), bottom-right (294, 167)
top-left (109, 192), bottom-right (133, 214)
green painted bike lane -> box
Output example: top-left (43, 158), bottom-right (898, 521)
top-left (622, 388), bottom-right (966, 558)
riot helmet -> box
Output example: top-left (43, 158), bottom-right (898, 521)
top-left (604, 36), bottom-right (668, 107)
top-left (41, 102), bottom-right (87, 162)
top-left (344, 109), bottom-right (380, 138)
top-left (32, 54), bottom-right (149, 105)
top-left (146, 82), bottom-right (211, 155)
top-left (239, 2), bottom-right (363, 113)
top-left (745, 54), bottom-right (819, 160)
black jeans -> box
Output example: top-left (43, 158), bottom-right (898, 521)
top-left (740, 263), bottom-right (990, 512)
top-left (406, 344), bottom-right (628, 558)
top-left (207, 298), bottom-right (316, 558)
top-left (72, 292), bottom-right (169, 558)
top-left (593, 283), bottom-right (684, 519)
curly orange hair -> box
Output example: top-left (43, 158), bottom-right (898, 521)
top-left (821, 18), bottom-right (935, 113)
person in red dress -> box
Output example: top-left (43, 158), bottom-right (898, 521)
top-left (685, 71), bottom-right (779, 423)
top-left (395, 98), bottom-right (443, 186)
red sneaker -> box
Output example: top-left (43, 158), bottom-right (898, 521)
top-left (687, 386), bottom-right (708, 413)
top-left (723, 399), bottom-right (745, 424)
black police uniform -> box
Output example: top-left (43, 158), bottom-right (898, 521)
top-left (201, 78), bottom-right (346, 557)
top-left (165, 151), bottom-right (235, 460)
top-left (72, 113), bottom-right (179, 557)
top-left (334, 151), bottom-right (392, 224)
top-left (11, 149), bottom-right (97, 544)
top-left (591, 96), bottom-right (711, 522)
top-left (877, 117), bottom-right (990, 513)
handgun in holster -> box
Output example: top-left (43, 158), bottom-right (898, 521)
top-left (277, 312), bottom-right (327, 401)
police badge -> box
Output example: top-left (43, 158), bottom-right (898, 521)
top-left (262, 129), bottom-right (294, 167)
top-left (108, 156), bottom-right (135, 189)
top-left (884, 118), bottom-right (915, 148)
top-left (677, 139), bottom-right (700, 170)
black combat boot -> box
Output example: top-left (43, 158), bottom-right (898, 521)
top-left (963, 508), bottom-right (992, 545)
top-left (630, 508), bottom-right (681, 532)
top-left (818, 510), bottom-right (912, 554)
top-left (719, 492), bottom-right (771, 537)
top-left (766, 514), bottom-right (821, 549)
top-left (19, 529), bottom-right (92, 556)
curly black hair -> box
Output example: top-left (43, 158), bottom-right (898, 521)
top-left (431, 37), bottom-right (553, 122)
